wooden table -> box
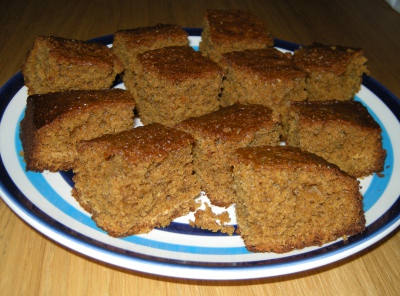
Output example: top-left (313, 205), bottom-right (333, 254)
top-left (1, 0), bottom-right (399, 295)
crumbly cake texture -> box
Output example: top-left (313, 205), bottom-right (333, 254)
top-left (22, 36), bottom-right (123, 95)
top-left (175, 103), bottom-right (282, 207)
top-left (220, 48), bottom-right (307, 134)
top-left (286, 100), bottom-right (386, 178)
top-left (189, 202), bottom-right (235, 235)
top-left (293, 42), bottom-right (369, 101)
top-left (112, 24), bottom-right (189, 96)
top-left (72, 123), bottom-right (200, 237)
top-left (200, 9), bottom-right (274, 63)
top-left (20, 89), bottom-right (135, 172)
top-left (133, 46), bottom-right (223, 125)
top-left (232, 145), bottom-right (365, 253)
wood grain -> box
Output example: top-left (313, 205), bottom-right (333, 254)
top-left (1, 0), bottom-right (399, 295)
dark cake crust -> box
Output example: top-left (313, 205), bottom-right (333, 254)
top-left (203, 9), bottom-right (274, 45)
top-left (289, 100), bottom-right (381, 128)
top-left (80, 123), bottom-right (196, 165)
top-left (114, 24), bottom-right (189, 50)
top-left (28, 89), bottom-right (134, 129)
top-left (221, 48), bottom-right (305, 80)
top-left (177, 103), bottom-right (281, 142)
top-left (293, 43), bottom-right (365, 74)
top-left (138, 46), bottom-right (223, 82)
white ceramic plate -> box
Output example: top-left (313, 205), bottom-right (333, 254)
top-left (1, 29), bottom-right (399, 280)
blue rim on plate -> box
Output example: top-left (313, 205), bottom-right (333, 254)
top-left (0, 28), bottom-right (399, 280)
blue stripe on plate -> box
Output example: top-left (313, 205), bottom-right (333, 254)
top-left (354, 96), bottom-right (393, 211)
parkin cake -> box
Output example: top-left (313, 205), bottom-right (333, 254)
top-left (19, 89), bottom-right (135, 172)
top-left (72, 123), bottom-right (200, 237)
top-left (22, 36), bottom-right (123, 95)
top-left (232, 145), bottom-right (366, 253)
top-left (133, 46), bottom-right (223, 126)
top-left (286, 100), bottom-right (386, 178)
top-left (293, 42), bottom-right (369, 101)
top-left (200, 9), bottom-right (274, 62)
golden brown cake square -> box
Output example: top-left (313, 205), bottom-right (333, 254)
top-left (220, 48), bottom-right (307, 134)
top-left (112, 24), bottom-right (189, 96)
top-left (20, 89), bottom-right (135, 172)
top-left (72, 123), bottom-right (200, 237)
top-left (286, 100), bottom-right (386, 178)
top-left (232, 145), bottom-right (365, 253)
top-left (133, 46), bottom-right (223, 125)
top-left (175, 103), bottom-right (282, 207)
top-left (200, 9), bottom-right (274, 62)
top-left (293, 42), bottom-right (369, 101)
top-left (22, 36), bottom-right (123, 95)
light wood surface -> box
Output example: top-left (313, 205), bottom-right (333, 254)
top-left (0, 0), bottom-right (399, 295)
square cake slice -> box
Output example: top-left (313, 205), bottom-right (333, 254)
top-left (22, 36), bottom-right (123, 95)
top-left (286, 100), bottom-right (386, 178)
top-left (112, 24), bottom-right (189, 96)
top-left (176, 103), bottom-right (282, 207)
top-left (232, 145), bottom-right (365, 253)
top-left (200, 9), bottom-right (274, 62)
top-left (133, 46), bottom-right (223, 125)
top-left (20, 89), bottom-right (135, 172)
top-left (72, 123), bottom-right (200, 237)
top-left (220, 48), bottom-right (307, 134)
top-left (293, 42), bottom-right (369, 101)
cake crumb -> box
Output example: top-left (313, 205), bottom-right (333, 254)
top-left (189, 202), bottom-right (235, 235)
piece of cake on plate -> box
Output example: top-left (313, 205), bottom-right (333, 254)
top-left (232, 145), bottom-right (365, 253)
top-left (133, 46), bottom-right (223, 125)
top-left (200, 9), bottom-right (274, 63)
top-left (22, 36), bottom-right (123, 95)
top-left (20, 89), bottom-right (135, 172)
top-left (293, 42), bottom-right (369, 101)
top-left (286, 100), bottom-right (386, 178)
top-left (72, 123), bottom-right (200, 237)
